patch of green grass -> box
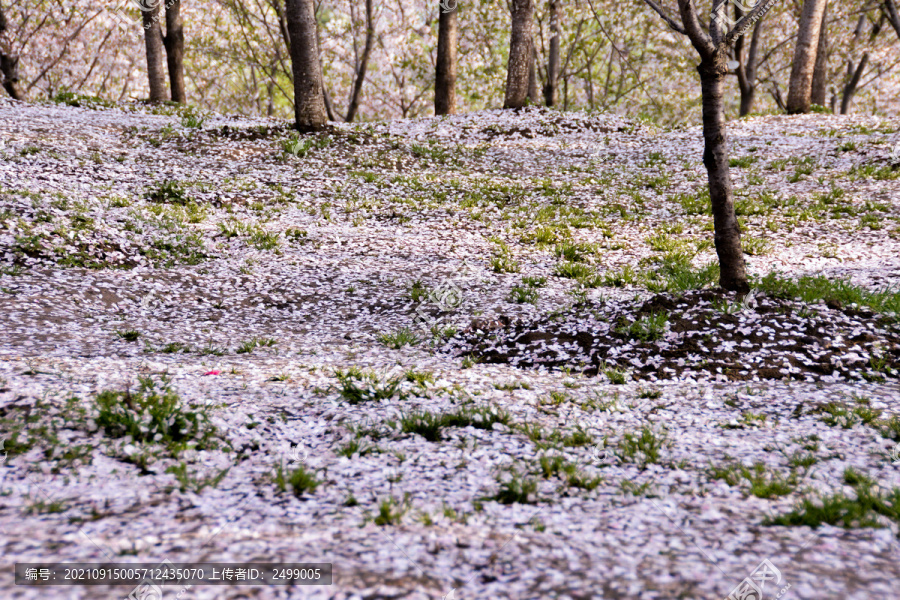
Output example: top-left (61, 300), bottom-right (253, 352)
top-left (489, 466), bottom-right (539, 504)
top-left (26, 499), bottom-right (69, 514)
top-left (538, 455), bottom-right (602, 490)
top-left (522, 275), bottom-right (547, 287)
top-left (766, 468), bottom-right (900, 530)
top-left (274, 464), bottom-right (320, 497)
top-left (554, 241), bottom-right (596, 263)
top-left (51, 90), bottom-right (114, 109)
top-left (145, 180), bottom-right (192, 205)
top-left (374, 495), bottom-right (409, 526)
top-left (755, 272), bottom-right (900, 318)
top-left (377, 327), bottom-right (421, 349)
top-left (490, 241), bottom-right (520, 273)
top-left (93, 377), bottom-right (219, 453)
top-left (509, 285), bottom-right (539, 304)
top-left (398, 406), bottom-right (510, 441)
top-left (334, 367), bottom-right (404, 405)
top-left (603, 367), bottom-right (628, 385)
top-left (620, 480), bottom-right (654, 496)
top-left (166, 462), bottom-right (229, 493)
top-left (408, 279), bottom-right (429, 302)
top-left (649, 255), bottom-right (719, 293)
top-left (675, 188), bottom-right (711, 215)
top-left (600, 265), bottom-right (642, 288)
top-left (742, 235), bottom-right (771, 256)
top-left (116, 330), bottom-right (141, 342)
top-left (282, 134), bottom-right (331, 158)
top-left (730, 156), bottom-right (758, 168)
top-left (850, 162), bottom-right (900, 181)
top-left (180, 108), bottom-right (206, 129)
top-left (616, 313), bottom-right (668, 342)
top-left (236, 337), bottom-right (277, 354)
top-left (555, 261), bottom-right (594, 279)
top-left (709, 461), bottom-right (797, 498)
top-left (617, 426), bottom-right (667, 469)
top-left (250, 229), bottom-right (280, 251)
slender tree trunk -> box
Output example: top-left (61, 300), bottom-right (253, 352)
top-left (0, 5), bottom-right (23, 100)
top-left (699, 54), bottom-right (749, 293)
top-left (786, 0), bottom-right (828, 113)
top-left (164, 0), bottom-right (186, 103)
top-left (504, 0), bottom-right (534, 108)
top-left (435, 0), bottom-right (457, 115)
top-left (284, 0), bottom-right (328, 129)
top-left (735, 16), bottom-right (764, 116)
top-left (527, 45), bottom-right (540, 104)
top-left (544, 0), bottom-right (560, 106)
top-left (840, 52), bottom-right (868, 114)
top-left (345, 0), bottom-right (374, 122)
top-left (810, 1), bottom-right (828, 107)
top-left (142, 5), bottom-right (168, 102)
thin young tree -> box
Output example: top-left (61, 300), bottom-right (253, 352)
top-left (0, 3), bottom-right (23, 100)
top-left (504, 0), bottom-right (535, 108)
top-left (641, 0), bottom-right (781, 292)
top-left (164, 0), bottom-right (186, 103)
top-left (345, 0), bottom-right (375, 122)
top-left (809, 1), bottom-right (828, 107)
top-left (435, 0), bottom-right (458, 115)
top-left (142, 3), bottom-right (168, 102)
top-left (786, 0), bottom-right (828, 113)
top-left (544, 0), bottom-right (561, 106)
top-left (731, 2), bottom-right (766, 116)
top-left (284, 0), bottom-right (328, 129)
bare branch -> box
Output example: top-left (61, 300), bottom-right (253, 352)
top-left (886, 0), bottom-right (900, 39)
top-left (641, 0), bottom-right (686, 35)
top-left (677, 0), bottom-right (715, 56)
top-left (723, 0), bottom-right (782, 48)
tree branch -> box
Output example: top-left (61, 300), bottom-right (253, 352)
top-left (641, 0), bottom-right (686, 34)
top-left (677, 0), bottom-right (715, 56)
top-left (885, 0), bottom-right (900, 39)
top-left (723, 0), bottom-right (781, 47)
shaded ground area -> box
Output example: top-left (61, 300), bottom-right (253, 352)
top-left (448, 289), bottom-right (900, 382)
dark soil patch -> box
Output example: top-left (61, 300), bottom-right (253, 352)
top-left (445, 290), bottom-right (900, 382)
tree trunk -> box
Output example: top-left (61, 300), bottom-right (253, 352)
top-left (435, 0), bottom-right (457, 115)
top-left (164, 0), bottom-right (186, 103)
top-left (0, 5), bottom-right (23, 100)
top-left (786, 0), bottom-right (828, 113)
top-left (345, 0), bottom-right (374, 123)
top-left (735, 16), bottom-right (764, 116)
top-left (504, 0), bottom-right (534, 109)
top-left (284, 0), bottom-right (328, 129)
top-left (810, 1), bottom-right (828, 107)
top-left (699, 55), bottom-right (749, 293)
top-left (544, 0), bottom-right (560, 106)
top-left (142, 5), bottom-right (168, 102)
top-left (527, 44), bottom-right (540, 104)
top-left (840, 52), bottom-right (868, 114)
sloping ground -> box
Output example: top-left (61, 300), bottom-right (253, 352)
top-left (1, 98), bottom-right (900, 599)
